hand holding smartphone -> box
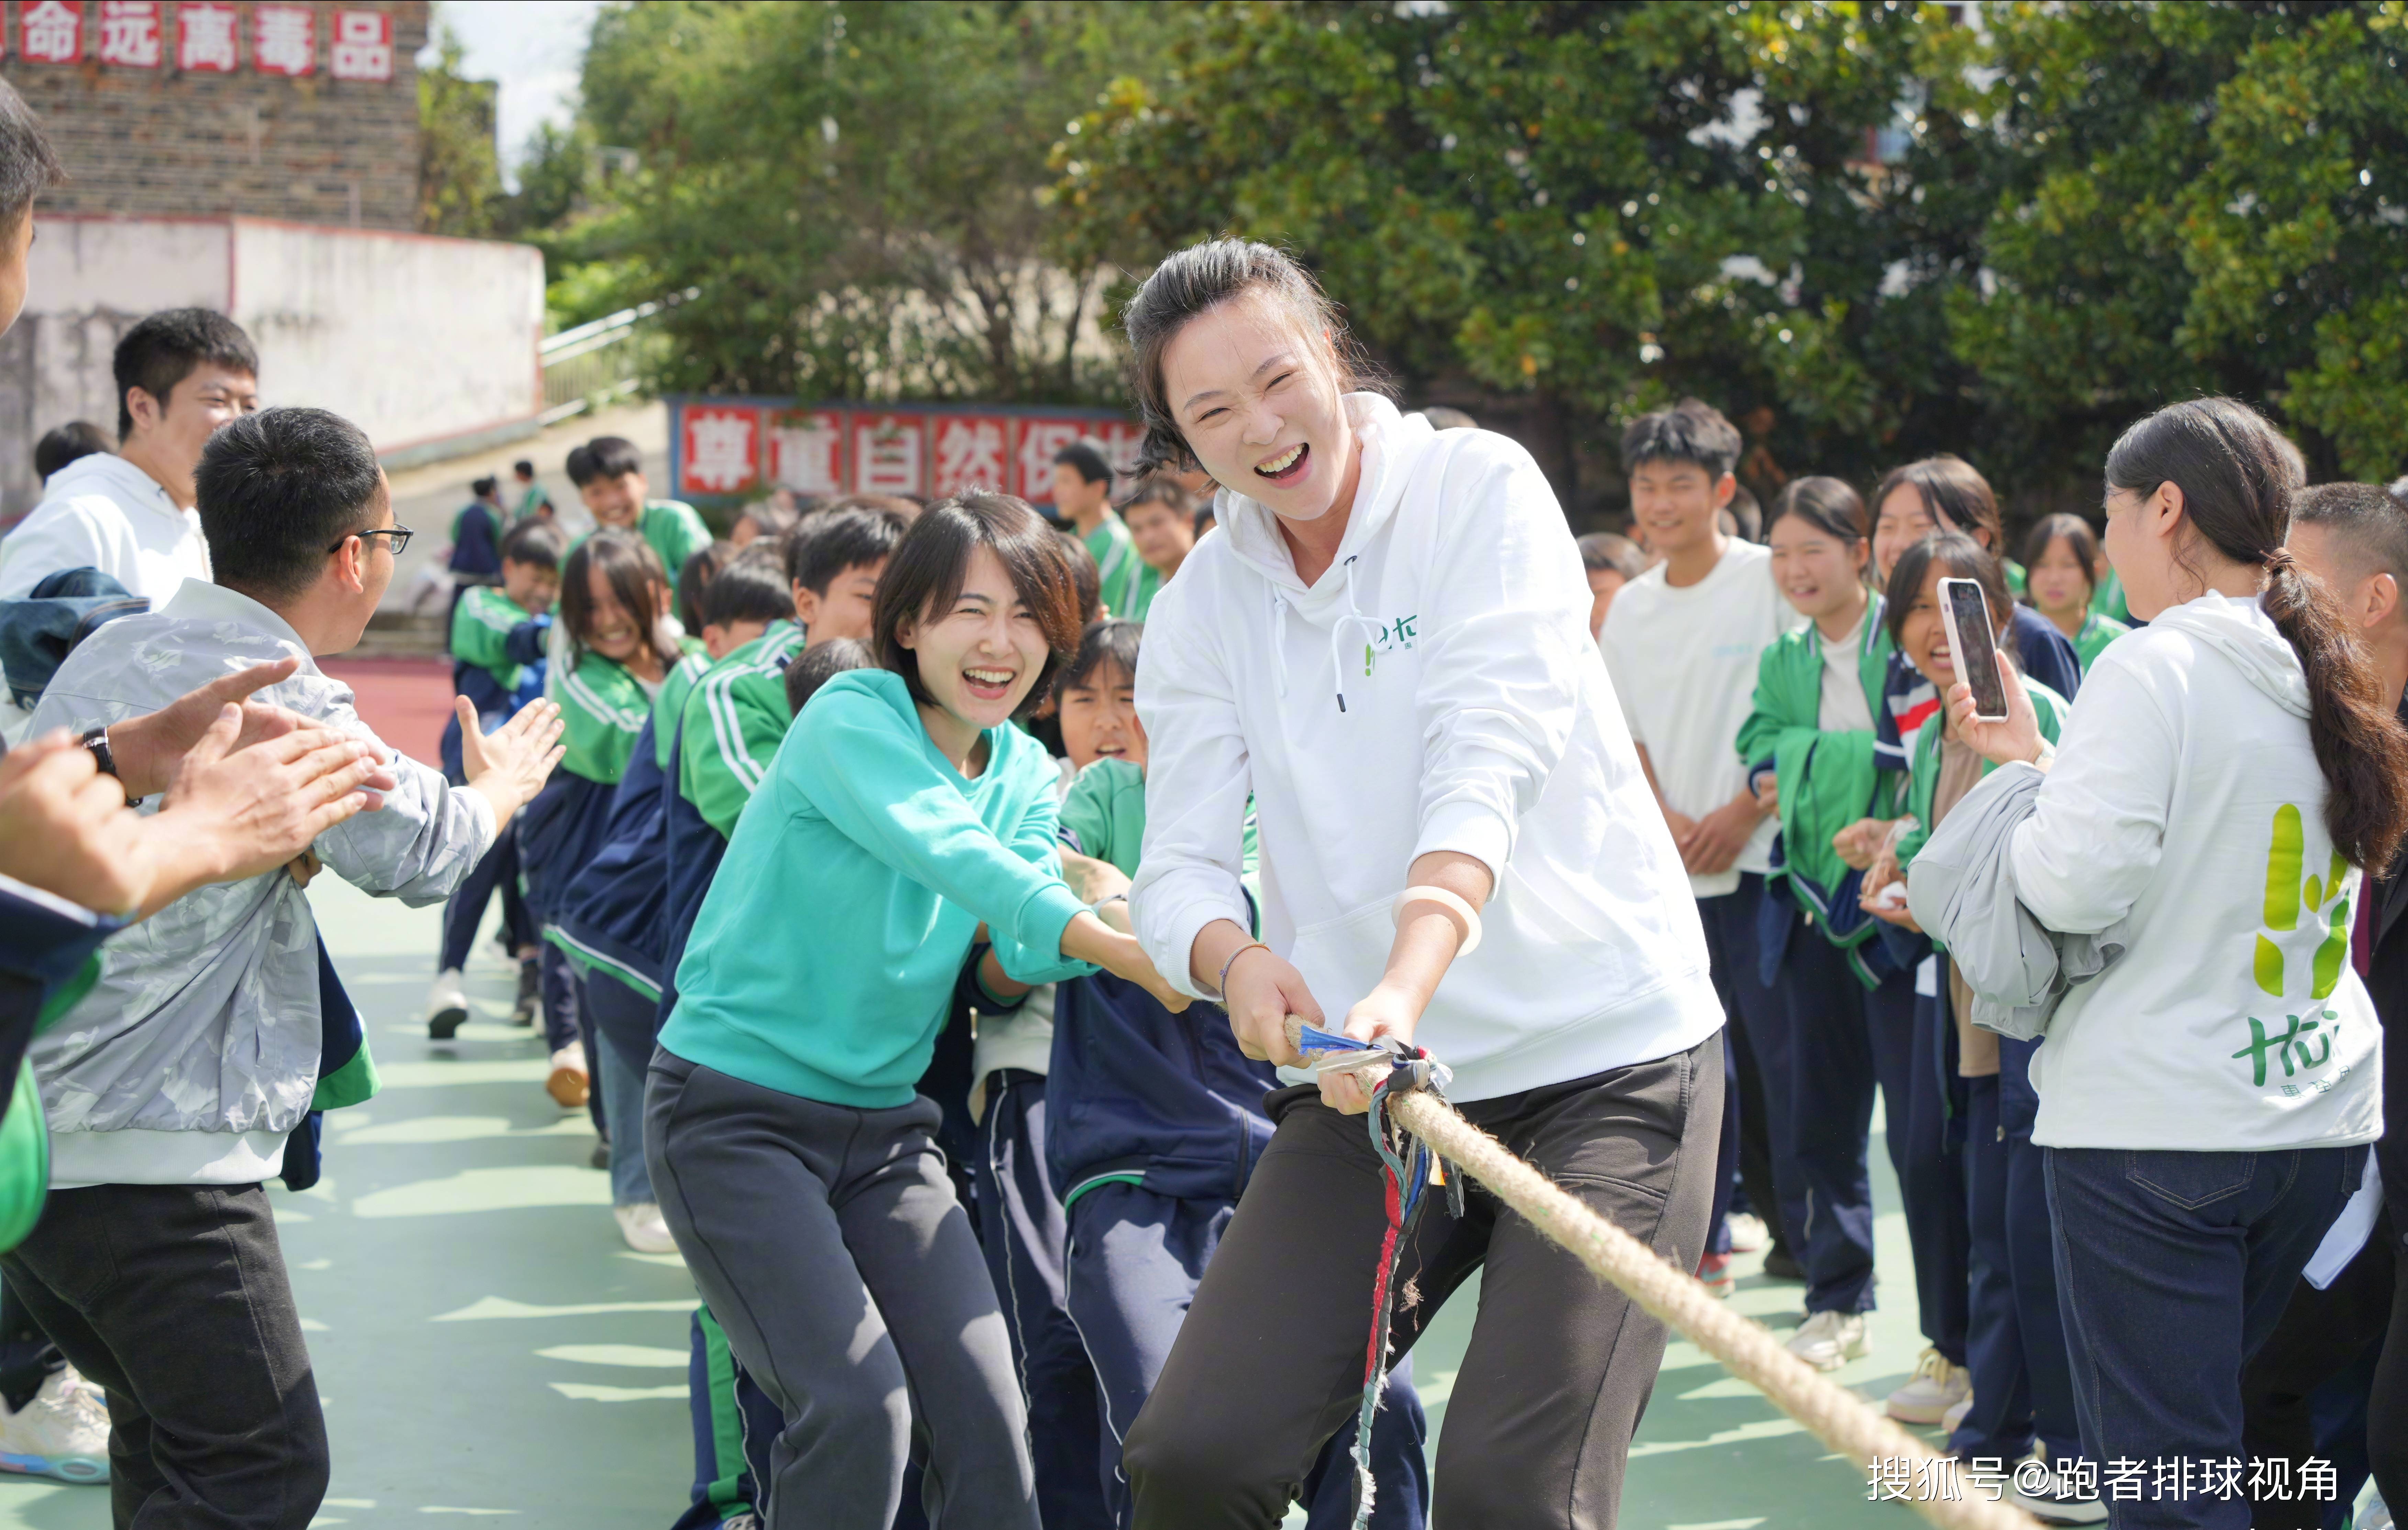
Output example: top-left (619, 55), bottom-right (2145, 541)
top-left (1937, 577), bottom-right (2010, 722)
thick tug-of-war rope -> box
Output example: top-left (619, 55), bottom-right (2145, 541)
top-left (1283, 1016), bottom-right (2040, 1530)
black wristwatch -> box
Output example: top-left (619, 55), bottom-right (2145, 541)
top-left (80, 724), bottom-right (118, 778)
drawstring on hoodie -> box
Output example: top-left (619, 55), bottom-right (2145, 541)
top-left (1328, 555), bottom-right (1382, 714)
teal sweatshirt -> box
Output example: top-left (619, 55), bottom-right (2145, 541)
top-left (659, 667), bottom-right (1095, 1107)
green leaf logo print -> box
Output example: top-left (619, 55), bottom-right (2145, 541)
top-left (2254, 803), bottom-right (2352, 1001)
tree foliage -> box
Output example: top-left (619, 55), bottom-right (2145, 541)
top-left (1050, 0), bottom-right (2408, 516)
top-left (561, 0), bottom-right (1179, 403)
top-left (417, 25), bottom-right (504, 237)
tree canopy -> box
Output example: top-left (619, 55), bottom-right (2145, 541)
top-left (519, 0), bottom-right (2408, 520)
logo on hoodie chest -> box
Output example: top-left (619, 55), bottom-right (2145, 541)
top-left (1363, 615), bottom-right (1418, 676)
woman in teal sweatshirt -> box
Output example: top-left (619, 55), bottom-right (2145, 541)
top-left (648, 491), bottom-right (1182, 1530)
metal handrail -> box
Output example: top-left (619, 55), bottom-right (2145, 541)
top-left (538, 286), bottom-right (699, 424)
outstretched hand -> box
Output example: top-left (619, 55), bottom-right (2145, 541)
top-left (150, 704), bottom-right (393, 897)
top-left (459, 696), bottom-right (566, 830)
top-left (107, 657), bottom-right (312, 798)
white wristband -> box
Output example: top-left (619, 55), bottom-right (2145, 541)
top-left (1394, 885), bottom-right (1482, 958)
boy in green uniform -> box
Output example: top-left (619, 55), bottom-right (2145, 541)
top-left (565, 436), bottom-right (713, 588)
top-left (1051, 440), bottom-right (1142, 618)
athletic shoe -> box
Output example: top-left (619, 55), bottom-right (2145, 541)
top-left (1724, 1211), bottom-right (1770, 1254)
top-left (512, 958), bottom-right (540, 1026)
top-left (547, 1046), bottom-right (590, 1109)
top-left (1783, 1309), bottom-right (1869, 1372)
top-left (590, 1135), bottom-right (610, 1171)
top-left (1696, 1251), bottom-right (1734, 1297)
top-left (614, 1203), bottom-right (678, 1255)
top-left (425, 969), bottom-right (470, 1041)
top-left (1760, 1244), bottom-right (1807, 1282)
top-left (0, 1364), bottom-right (110, 1484)
top-left (1939, 1394), bottom-right (1973, 1436)
top-left (1886, 1347), bottom-right (1971, 1424)
top-left (2010, 1464), bottom-right (2106, 1525)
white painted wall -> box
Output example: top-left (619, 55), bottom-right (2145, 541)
top-left (0, 216), bottom-right (545, 521)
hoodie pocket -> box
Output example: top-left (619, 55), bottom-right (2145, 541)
top-left (1285, 899), bottom-right (1397, 1020)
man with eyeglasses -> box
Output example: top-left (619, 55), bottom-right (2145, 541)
top-left (14, 405), bottom-right (565, 1528)
top-left (0, 307), bottom-right (263, 603)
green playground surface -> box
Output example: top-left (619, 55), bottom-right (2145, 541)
top-left (0, 875), bottom-right (1951, 1529)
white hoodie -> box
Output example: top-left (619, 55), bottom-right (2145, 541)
top-left (2013, 593), bottom-right (2382, 1151)
top-left (1131, 395), bottom-right (1723, 1104)
top-left (0, 450), bottom-right (208, 602)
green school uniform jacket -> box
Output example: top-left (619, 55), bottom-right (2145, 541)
top-left (559, 639), bottom-right (704, 786)
top-left (450, 585), bottom-right (534, 697)
top-left (572, 500), bottom-right (712, 584)
top-left (655, 650), bottom-right (711, 768)
top-left (1085, 514), bottom-right (1143, 620)
top-left (2073, 611), bottom-right (2131, 672)
top-left (1059, 756), bottom-right (1260, 893)
top-left (1736, 600), bottom-right (1896, 961)
top-left (678, 622), bottom-right (807, 839)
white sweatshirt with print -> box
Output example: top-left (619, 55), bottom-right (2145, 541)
top-left (1130, 395), bottom-right (1723, 1104)
top-left (2014, 593), bottom-right (2381, 1151)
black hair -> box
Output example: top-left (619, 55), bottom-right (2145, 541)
top-left (789, 505), bottom-right (906, 596)
top-left (471, 475), bottom-right (499, 498)
top-left (703, 551), bottom-right (796, 630)
top-left (1576, 531), bottom-right (1647, 581)
top-left (513, 459), bottom-right (537, 478)
top-left (1885, 531), bottom-right (2012, 651)
top-left (1056, 528), bottom-right (1102, 624)
top-left (1061, 618), bottom-right (1143, 695)
top-left (1118, 473), bottom-right (1196, 521)
top-left (1766, 476), bottom-right (1869, 546)
top-left (500, 517), bottom-right (565, 572)
top-left (33, 420), bottom-right (110, 481)
top-left (736, 495), bottom-right (802, 545)
top-left (1053, 440), bottom-right (1113, 489)
top-left (677, 541), bottom-right (736, 635)
top-left (783, 637), bottom-right (875, 717)
top-left (567, 436), bottom-right (643, 487)
top-left (2293, 483), bottom-right (2408, 588)
top-left (0, 79), bottom-right (64, 230)
top-left (2107, 397), bottom-right (2408, 868)
top-left (194, 407), bottom-right (385, 601)
top-left (558, 530), bottom-right (678, 672)
top-left (1725, 481), bottom-right (1763, 542)
top-left (2020, 513), bottom-right (2105, 605)
top-left (113, 309), bottom-right (257, 440)
top-left (1122, 238), bottom-right (1382, 473)
top-left (1620, 398), bottom-right (1741, 481)
top-left (1874, 454), bottom-right (2002, 553)
top-left (872, 490), bottom-right (1084, 710)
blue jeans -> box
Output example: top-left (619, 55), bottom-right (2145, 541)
top-left (583, 971), bottom-right (658, 1207)
top-left (2044, 1143), bottom-right (2367, 1529)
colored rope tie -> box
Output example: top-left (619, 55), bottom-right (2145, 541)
top-left (1283, 1017), bottom-right (2040, 1530)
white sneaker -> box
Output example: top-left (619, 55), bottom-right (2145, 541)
top-left (1939, 1394), bottom-right (1973, 1435)
top-left (547, 1046), bottom-right (590, 1109)
top-left (1725, 1211), bottom-right (1770, 1254)
top-left (614, 1202), bottom-right (677, 1255)
top-left (2358, 1490), bottom-right (2393, 1530)
top-left (425, 968), bottom-right (470, 1040)
top-left (1886, 1347), bottom-right (1971, 1424)
top-left (0, 1364), bottom-right (109, 1484)
top-left (1784, 1309), bottom-right (1869, 1372)
top-left (2010, 1461), bottom-right (2107, 1525)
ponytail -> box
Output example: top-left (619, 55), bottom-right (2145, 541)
top-left (2104, 397), bottom-right (2408, 869)
top-left (2258, 547), bottom-right (2408, 869)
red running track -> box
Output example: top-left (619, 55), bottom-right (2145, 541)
top-left (322, 658), bottom-right (455, 769)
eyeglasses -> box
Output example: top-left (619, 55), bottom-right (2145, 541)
top-left (332, 526), bottom-right (414, 556)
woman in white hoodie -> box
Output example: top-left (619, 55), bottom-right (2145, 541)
top-left (1117, 240), bottom-right (1726, 1527)
top-left (1940, 397), bottom-right (2407, 1528)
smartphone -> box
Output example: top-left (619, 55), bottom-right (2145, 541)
top-left (1937, 577), bottom-right (2009, 722)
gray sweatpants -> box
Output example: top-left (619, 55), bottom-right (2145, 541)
top-left (645, 1049), bottom-right (1038, 1530)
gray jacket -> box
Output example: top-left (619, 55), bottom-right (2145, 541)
top-left (1904, 761), bottom-right (2130, 1041)
top-left (27, 581), bottom-right (492, 1179)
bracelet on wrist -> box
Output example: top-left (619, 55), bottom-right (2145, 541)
top-left (1216, 940), bottom-right (1269, 999)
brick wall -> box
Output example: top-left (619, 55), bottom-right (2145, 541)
top-left (1, 1), bottom-right (428, 232)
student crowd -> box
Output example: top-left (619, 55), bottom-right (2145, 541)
top-left (0, 78), bottom-right (2401, 1530)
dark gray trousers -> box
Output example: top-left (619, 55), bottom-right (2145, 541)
top-left (645, 1049), bottom-right (1037, 1530)
top-left (0, 1182), bottom-right (329, 1530)
top-left (1123, 1036), bottom-right (1723, 1530)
